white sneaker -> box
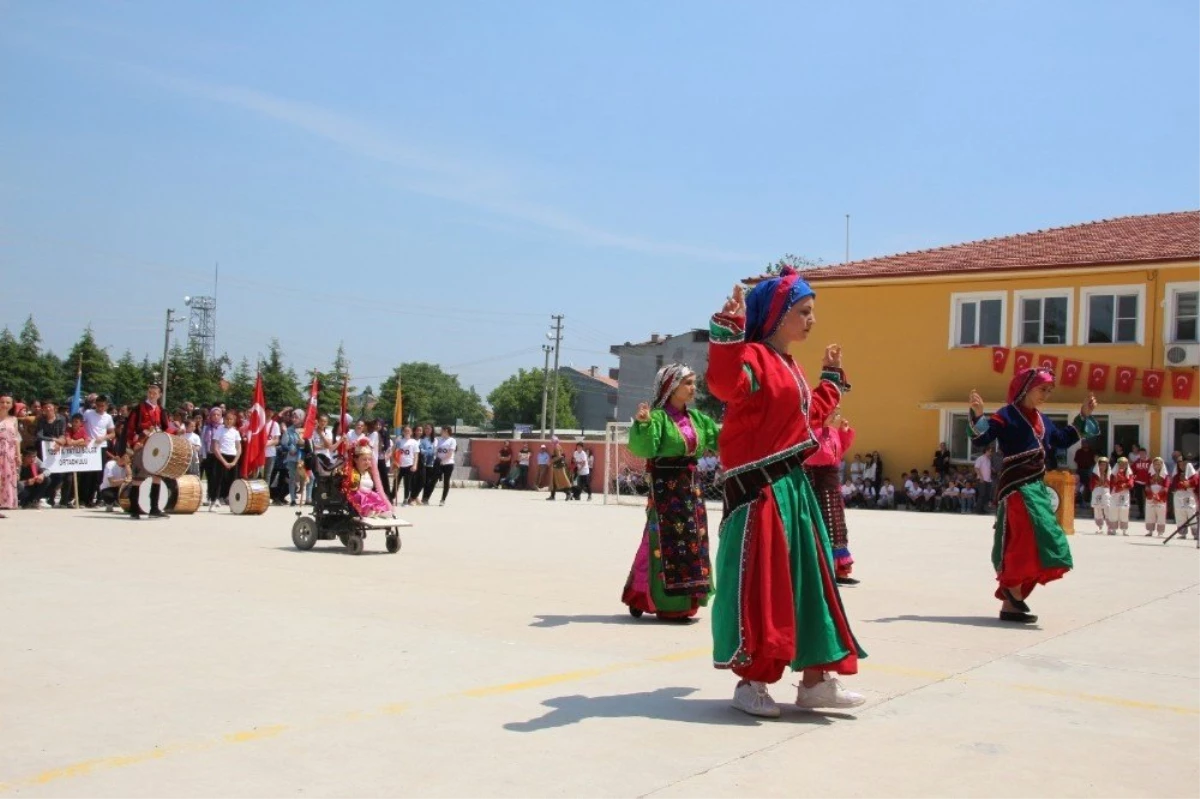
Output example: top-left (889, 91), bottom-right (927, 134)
top-left (38, 499), bottom-right (51, 509)
top-left (732, 681), bottom-right (780, 718)
top-left (795, 676), bottom-right (865, 710)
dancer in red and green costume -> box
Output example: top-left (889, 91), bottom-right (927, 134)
top-left (707, 267), bottom-right (867, 719)
top-left (621, 363), bottom-right (718, 621)
top-left (968, 368), bottom-right (1098, 623)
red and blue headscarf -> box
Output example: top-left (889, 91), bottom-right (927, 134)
top-left (745, 266), bottom-right (816, 343)
top-left (1008, 367), bottom-right (1055, 406)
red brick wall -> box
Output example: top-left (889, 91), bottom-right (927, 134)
top-left (468, 438), bottom-right (628, 489)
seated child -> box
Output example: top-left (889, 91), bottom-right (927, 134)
top-left (98, 452), bottom-right (130, 511)
top-left (342, 441), bottom-right (393, 517)
top-left (960, 481), bottom-right (977, 513)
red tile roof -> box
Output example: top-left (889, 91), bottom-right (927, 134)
top-left (567, 366), bottom-right (618, 388)
top-left (800, 211), bottom-right (1199, 282)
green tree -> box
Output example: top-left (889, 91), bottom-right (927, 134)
top-left (11, 316), bottom-right (64, 401)
top-left (226, 357), bottom-right (255, 409)
top-left (306, 343), bottom-right (354, 418)
top-left (261, 338), bottom-right (303, 410)
top-left (693, 373), bottom-right (724, 422)
top-left (765, 253), bottom-right (824, 274)
top-left (0, 327), bottom-right (17, 398)
top-left (63, 326), bottom-right (113, 399)
top-left (110, 351), bottom-right (148, 406)
top-left (487, 368), bottom-right (576, 431)
top-left (377, 362), bottom-right (487, 428)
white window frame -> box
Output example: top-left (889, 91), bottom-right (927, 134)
top-left (1013, 288), bottom-right (1074, 347)
top-left (948, 291), bottom-right (1007, 349)
top-left (1078, 283), bottom-right (1146, 346)
top-left (1161, 406), bottom-right (1200, 460)
top-left (1163, 280), bottom-right (1200, 345)
top-left (940, 409), bottom-right (989, 465)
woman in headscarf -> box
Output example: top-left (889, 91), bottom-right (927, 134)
top-left (1107, 456), bottom-right (1133, 536)
top-left (804, 408), bottom-right (858, 584)
top-left (1168, 455), bottom-right (1198, 540)
top-left (707, 267), bottom-right (867, 719)
top-left (620, 363), bottom-right (718, 621)
top-left (1089, 457), bottom-right (1113, 535)
top-left (1144, 456), bottom-right (1171, 537)
top-left (968, 368), bottom-right (1099, 623)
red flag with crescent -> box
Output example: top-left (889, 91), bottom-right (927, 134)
top-left (1087, 363), bottom-right (1110, 392)
top-left (337, 378), bottom-right (349, 457)
top-left (1038, 354), bottom-right (1059, 372)
top-left (991, 347), bottom-right (1010, 374)
top-left (1114, 365), bottom-right (1137, 394)
top-left (301, 377), bottom-right (319, 439)
top-left (1012, 350), bottom-right (1035, 376)
top-left (1061, 359), bottom-right (1083, 387)
top-left (241, 373), bottom-right (268, 477)
top-left (1141, 369), bottom-right (1165, 399)
top-left (1172, 370), bottom-right (1196, 401)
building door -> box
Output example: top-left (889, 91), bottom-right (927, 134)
top-left (1169, 415), bottom-right (1200, 460)
top-left (1112, 423), bottom-right (1142, 458)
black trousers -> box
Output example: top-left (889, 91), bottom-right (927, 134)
top-left (204, 455), bottom-right (223, 502)
top-left (19, 479), bottom-right (51, 507)
top-left (424, 464), bottom-right (453, 503)
top-left (377, 458), bottom-right (391, 500)
top-left (76, 469), bottom-right (101, 506)
top-left (216, 458), bottom-right (239, 501)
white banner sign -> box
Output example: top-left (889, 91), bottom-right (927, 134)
top-left (41, 442), bottom-right (104, 474)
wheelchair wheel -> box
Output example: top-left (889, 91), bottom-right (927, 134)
top-left (386, 534), bottom-right (401, 554)
top-left (337, 533), bottom-right (349, 547)
top-left (291, 517), bottom-right (318, 551)
top-left (628, 607), bottom-right (643, 618)
top-left (346, 535), bottom-right (364, 555)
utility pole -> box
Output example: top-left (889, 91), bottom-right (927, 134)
top-left (845, 214), bottom-right (851, 264)
top-left (548, 315), bottom-right (564, 440)
top-left (161, 308), bottom-right (181, 410)
top-left (538, 344), bottom-right (552, 436)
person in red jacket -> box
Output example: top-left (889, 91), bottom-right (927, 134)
top-left (1107, 457), bottom-right (1134, 536)
top-left (1130, 447), bottom-right (1150, 522)
top-left (1169, 458), bottom-right (1198, 540)
top-left (123, 383), bottom-right (171, 520)
top-left (1144, 456), bottom-right (1170, 536)
top-left (707, 268), bottom-right (866, 719)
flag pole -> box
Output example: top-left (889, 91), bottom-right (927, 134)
top-left (73, 354), bottom-right (81, 508)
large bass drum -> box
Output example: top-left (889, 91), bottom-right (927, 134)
top-left (229, 479), bottom-right (270, 515)
top-left (142, 431), bottom-right (192, 479)
top-left (166, 475), bottom-right (202, 514)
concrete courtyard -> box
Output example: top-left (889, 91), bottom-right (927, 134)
top-left (1, 490), bottom-right (1196, 798)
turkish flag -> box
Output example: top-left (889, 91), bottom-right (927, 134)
top-left (1114, 366), bottom-right (1137, 394)
top-left (241, 374), bottom-right (268, 477)
top-left (1087, 363), bottom-right (1110, 392)
top-left (301, 377), bottom-right (319, 439)
top-left (1141, 369), bottom-right (1165, 399)
top-left (337, 379), bottom-right (349, 457)
top-left (1038, 354), bottom-right (1059, 372)
top-left (1061, 359), bottom-right (1083, 387)
top-left (1012, 350), bottom-right (1035, 375)
top-left (991, 347), bottom-right (1010, 374)
top-left (1172, 370), bottom-right (1196, 401)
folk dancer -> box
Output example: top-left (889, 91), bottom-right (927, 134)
top-left (123, 383), bottom-right (172, 520)
top-left (1144, 457), bottom-right (1170, 537)
top-left (1108, 457), bottom-right (1133, 536)
top-left (1169, 459), bottom-right (1198, 540)
top-left (621, 364), bottom-right (718, 621)
top-left (968, 368), bottom-right (1099, 623)
top-left (1090, 457), bottom-right (1113, 535)
top-left (707, 268), bottom-right (867, 719)
top-left (804, 410), bottom-right (858, 584)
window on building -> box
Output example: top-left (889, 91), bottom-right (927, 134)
top-left (951, 293), bottom-right (1005, 347)
top-left (1161, 281), bottom-right (1200, 340)
top-left (1082, 286), bottom-right (1142, 344)
top-left (655, 354), bottom-right (664, 369)
top-left (948, 412), bottom-right (989, 462)
top-left (1017, 293), bottom-right (1070, 346)
top-left (692, 330), bottom-right (707, 343)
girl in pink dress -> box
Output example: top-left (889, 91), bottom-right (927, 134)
top-left (342, 441), bottom-right (393, 517)
top-left (0, 394), bottom-right (19, 514)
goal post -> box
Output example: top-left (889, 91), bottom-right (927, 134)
top-left (603, 422), bottom-right (647, 506)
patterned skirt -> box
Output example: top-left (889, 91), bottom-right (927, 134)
top-left (805, 464), bottom-right (853, 576)
top-left (621, 457), bottom-right (712, 618)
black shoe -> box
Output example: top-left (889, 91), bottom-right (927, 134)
top-left (149, 510), bottom-right (169, 519)
top-left (999, 611), bottom-right (1038, 624)
top-left (1000, 588), bottom-right (1030, 613)
top-left (129, 513), bottom-right (142, 521)
top-left (836, 576), bottom-right (860, 586)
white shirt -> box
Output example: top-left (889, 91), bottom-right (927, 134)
top-left (100, 459), bottom-right (126, 491)
top-left (400, 438), bottom-right (419, 469)
top-left (840, 484), bottom-right (855, 499)
top-left (862, 485), bottom-right (876, 499)
top-left (436, 436), bottom-right (457, 466)
top-left (359, 471), bottom-right (375, 493)
top-left (905, 480), bottom-right (919, 497)
top-left (880, 485), bottom-right (895, 499)
top-left (863, 463), bottom-right (877, 482)
top-left (186, 432), bottom-right (202, 456)
top-left (312, 426), bottom-right (334, 457)
top-left (974, 454), bottom-right (992, 482)
top-left (573, 449), bottom-right (590, 476)
top-left (518, 450), bottom-right (532, 466)
top-left (82, 409), bottom-right (114, 445)
top-left (368, 431), bottom-right (381, 455)
top-left (264, 420), bottom-right (281, 457)
top-left (217, 426), bottom-right (241, 457)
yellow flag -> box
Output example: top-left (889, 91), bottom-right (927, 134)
top-left (392, 376), bottom-right (403, 430)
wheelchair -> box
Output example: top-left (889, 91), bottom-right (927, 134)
top-left (290, 458), bottom-right (408, 555)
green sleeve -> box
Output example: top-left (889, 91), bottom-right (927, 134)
top-left (692, 410), bottom-right (720, 455)
top-left (628, 411), bottom-right (666, 458)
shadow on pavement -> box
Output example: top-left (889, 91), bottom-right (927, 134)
top-left (530, 614), bottom-right (698, 628)
top-left (865, 614), bottom-right (1040, 629)
top-left (267, 546), bottom-right (392, 557)
top-left (503, 686), bottom-right (844, 731)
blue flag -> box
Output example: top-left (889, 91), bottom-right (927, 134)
top-left (69, 370), bottom-right (82, 418)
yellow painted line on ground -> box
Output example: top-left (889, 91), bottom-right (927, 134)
top-left (2, 647), bottom-right (1195, 793)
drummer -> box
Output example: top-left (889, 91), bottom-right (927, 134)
top-left (122, 382), bottom-right (173, 520)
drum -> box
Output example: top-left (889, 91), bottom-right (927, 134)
top-left (117, 481), bottom-right (151, 514)
top-left (142, 431), bottom-right (192, 479)
top-left (167, 475), bottom-right (202, 515)
top-left (229, 479), bottom-right (270, 515)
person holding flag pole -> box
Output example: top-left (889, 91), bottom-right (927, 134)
top-left (66, 356), bottom-right (83, 508)
top-left (240, 374), bottom-right (268, 479)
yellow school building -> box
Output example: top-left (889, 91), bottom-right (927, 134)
top-left (795, 211), bottom-right (1200, 479)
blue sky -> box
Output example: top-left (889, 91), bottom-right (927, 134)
top-left (2, 1), bottom-right (1197, 397)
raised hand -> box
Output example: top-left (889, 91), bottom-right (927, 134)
top-left (840, 418), bottom-right (852, 432)
top-left (721, 284), bottom-right (746, 317)
top-left (968, 390), bottom-right (985, 416)
top-left (823, 344), bottom-right (843, 369)
top-left (1082, 394), bottom-right (1098, 417)
top-left (634, 402), bottom-right (651, 423)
